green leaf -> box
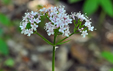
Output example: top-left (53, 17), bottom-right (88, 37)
top-left (101, 51), bottom-right (113, 64)
top-left (4, 58), bottom-right (15, 67)
top-left (99, 0), bottom-right (113, 17)
top-left (1, 0), bottom-right (11, 5)
top-left (26, 22), bottom-right (31, 29)
top-left (110, 68), bottom-right (113, 71)
top-left (83, 0), bottom-right (99, 15)
top-left (68, 0), bottom-right (81, 4)
top-left (0, 29), bottom-right (3, 37)
top-left (0, 70), bottom-right (4, 71)
top-left (0, 39), bottom-right (9, 55)
top-left (0, 13), bottom-right (10, 26)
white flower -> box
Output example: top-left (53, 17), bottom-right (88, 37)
top-left (20, 11), bottom-right (41, 36)
top-left (20, 22), bottom-right (27, 29)
top-left (27, 29), bottom-right (33, 36)
top-left (44, 6), bottom-right (72, 37)
top-left (63, 29), bottom-right (70, 37)
top-left (70, 12), bottom-right (76, 20)
top-left (30, 18), bottom-right (35, 23)
top-left (81, 30), bottom-right (88, 38)
top-left (88, 26), bottom-right (94, 31)
top-left (76, 12), bottom-right (86, 21)
top-left (31, 24), bottom-right (38, 31)
top-left (59, 26), bottom-right (66, 33)
top-left (35, 18), bottom-right (41, 23)
top-left (84, 20), bottom-right (91, 27)
top-left (47, 28), bottom-right (54, 36)
top-left (31, 11), bottom-right (38, 16)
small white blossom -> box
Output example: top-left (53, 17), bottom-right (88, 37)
top-left (70, 12), bottom-right (76, 20)
top-left (81, 30), bottom-right (88, 38)
top-left (27, 29), bottom-right (33, 36)
top-left (84, 20), bottom-right (91, 27)
top-left (76, 12), bottom-right (86, 21)
top-left (88, 26), bottom-right (94, 31)
top-left (31, 24), bottom-right (38, 31)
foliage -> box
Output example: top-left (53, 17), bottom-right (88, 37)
top-left (101, 51), bottom-right (113, 64)
top-left (83, 0), bottom-right (99, 16)
top-left (0, 13), bottom-right (11, 26)
top-left (0, 29), bottom-right (3, 37)
top-left (0, 39), bottom-right (9, 55)
top-left (68, 0), bottom-right (81, 4)
top-left (110, 68), bottom-right (113, 71)
top-left (99, 0), bottom-right (113, 17)
top-left (68, 0), bottom-right (113, 17)
top-left (4, 58), bottom-right (15, 67)
top-left (1, 0), bottom-right (11, 5)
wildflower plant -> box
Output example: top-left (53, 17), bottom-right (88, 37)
top-left (20, 6), bottom-right (94, 71)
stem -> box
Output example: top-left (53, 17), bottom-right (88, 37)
top-left (35, 32), bottom-right (54, 45)
top-left (97, 10), bottom-right (106, 31)
top-left (57, 32), bottom-right (75, 44)
top-left (52, 34), bottom-right (56, 71)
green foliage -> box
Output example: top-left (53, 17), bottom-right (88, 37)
top-left (0, 13), bottom-right (10, 26)
top-left (83, 0), bottom-right (99, 16)
top-left (0, 70), bottom-right (4, 71)
top-left (0, 29), bottom-right (3, 37)
top-left (110, 68), bottom-right (113, 71)
top-left (99, 0), bottom-right (113, 17)
top-left (101, 51), bottom-right (113, 64)
top-left (0, 39), bottom-right (9, 55)
top-left (1, 0), bottom-right (11, 5)
top-left (68, 0), bottom-right (113, 17)
top-left (26, 22), bottom-right (31, 29)
top-left (4, 58), bottom-right (15, 67)
top-left (68, 0), bottom-right (81, 4)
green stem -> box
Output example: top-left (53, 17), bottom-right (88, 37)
top-left (35, 32), bottom-right (54, 45)
top-left (52, 34), bottom-right (56, 71)
top-left (57, 32), bottom-right (75, 44)
top-left (97, 10), bottom-right (106, 31)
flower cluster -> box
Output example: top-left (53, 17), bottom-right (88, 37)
top-left (70, 12), bottom-right (94, 37)
top-left (20, 6), bottom-right (94, 38)
top-left (40, 6), bottom-right (72, 37)
top-left (20, 11), bottom-right (41, 36)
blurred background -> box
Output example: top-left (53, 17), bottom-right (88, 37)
top-left (0, 0), bottom-right (113, 71)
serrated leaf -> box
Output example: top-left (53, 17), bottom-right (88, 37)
top-left (68, 0), bottom-right (81, 4)
top-left (83, 0), bottom-right (99, 15)
top-left (4, 58), bottom-right (14, 67)
top-left (0, 39), bottom-right (9, 55)
top-left (101, 51), bottom-right (113, 64)
top-left (99, 0), bottom-right (113, 17)
top-left (0, 13), bottom-right (10, 26)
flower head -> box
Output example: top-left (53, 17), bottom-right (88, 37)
top-left (20, 11), bottom-right (41, 36)
top-left (43, 6), bottom-right (72, 37)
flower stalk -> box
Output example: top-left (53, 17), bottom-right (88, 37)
top-left (19, 5), bottom-right (95, 71)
